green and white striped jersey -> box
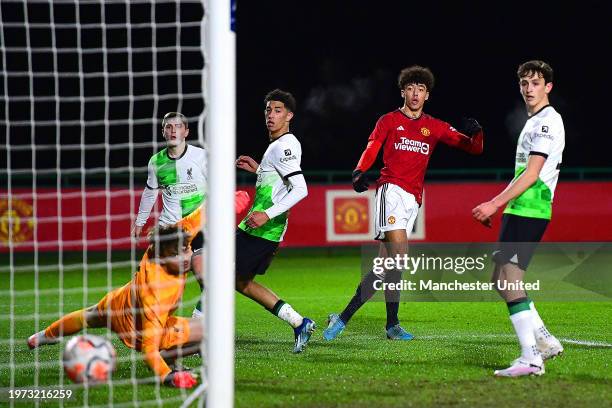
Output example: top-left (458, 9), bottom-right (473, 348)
top-left (146, 144), bottom-right (207, 225)
top-left (504, 105), bottom-right (565, 220)
top-left (239, 133), bottom-right (304, 242)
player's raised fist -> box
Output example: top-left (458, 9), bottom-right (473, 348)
top-left (460, 117), bottom-right (482, 137)
top-left (163, 370), bottom-right (198, 388)
top-left (236, 155), bottom-right (259, 173)
top-left (352, 170), bottom-right (369, 193)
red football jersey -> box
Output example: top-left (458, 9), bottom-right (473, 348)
top-left (366, 109), bottom-right (481, 204)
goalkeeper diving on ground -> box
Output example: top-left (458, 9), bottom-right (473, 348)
top-left (27, 195), bottom-right (247, 389)
top-left (29, 222), bottom-right (201, 388)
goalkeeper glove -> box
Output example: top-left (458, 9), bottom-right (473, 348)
top-left (460, 117), bottom-right (482, 137)
top-left (352, 170), bottom-right (369, 193)
top-left (235, 190), bottom-right (251, 214)
top-left (163, 369), bottom-right (198, 389)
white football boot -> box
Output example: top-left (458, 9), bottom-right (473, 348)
top-left (494, 357), bottom-right (545, 377)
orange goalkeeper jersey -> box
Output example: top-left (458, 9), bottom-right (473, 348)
top-left (97, 252), bottom-right (187, 379)
top-left (98, 206), bottom-right (203, 379)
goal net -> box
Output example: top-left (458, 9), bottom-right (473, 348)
top-left (0, 0), bottom-right (212, 406)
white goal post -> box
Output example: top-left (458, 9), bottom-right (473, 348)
top-left (0, 0), bottom-right (237, 406)
top-left (199, 0), bottom-right (236, 406)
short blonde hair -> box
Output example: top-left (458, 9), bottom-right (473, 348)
top-left (162, 112), bottom-right (189, 129)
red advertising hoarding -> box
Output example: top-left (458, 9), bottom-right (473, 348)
top-left (2, 181), bottom-right (611, 251)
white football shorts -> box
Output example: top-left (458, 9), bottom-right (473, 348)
top-left (374, 182), bottom-right (419, 240)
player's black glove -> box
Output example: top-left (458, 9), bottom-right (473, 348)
top-left (460, 117), bottom-right (482, 137)
top-left (352, 170), bottom-right (369, 193)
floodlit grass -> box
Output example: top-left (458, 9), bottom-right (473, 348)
top-left (0, 249), bottom-right (610, 407)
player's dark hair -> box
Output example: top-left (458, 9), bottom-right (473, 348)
top-left (264, 89), bottom-right (296, 113)
top-left (398, 65), bottom-right (435, 91)
top-left (162, 112), bottom-right (189, 129)
top-left (517, 60), bottom-right (553, 84)
top-left (146, 225), bottom-right (189, 259)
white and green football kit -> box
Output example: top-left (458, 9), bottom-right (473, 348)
top-left (494, 106), bottom-right (566, 375)
top-left (239, 133), bottom-right (307, 242)
top-left (504, 105), bottom-right (565, 220)
top-left (135, 144), bottom-right (207, 227)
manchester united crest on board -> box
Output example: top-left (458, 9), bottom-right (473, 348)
top-left (334, 199), bottom-right (369, 233)
top-left (0, 199), bottom-right (34, 244)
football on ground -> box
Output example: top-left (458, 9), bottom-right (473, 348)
top-left (63, 334), bottom-right (117, 384)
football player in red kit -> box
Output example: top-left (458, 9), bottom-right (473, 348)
top-left (324, 65), bottom-right (484, 340)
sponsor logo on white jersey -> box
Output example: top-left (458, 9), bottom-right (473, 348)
top-left (394, 137), bottom-right (430, 155)
top-left (280, 155), bottom-right (297, 163)
top-left (164, 182), bottom-right (199, 196)
top-left (533, 131), bottom-right (554, 140)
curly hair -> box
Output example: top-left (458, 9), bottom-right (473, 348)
top-left (398, 65), bottom-right (435, 91)
top-left (146, 225), bottom-right (189, 259)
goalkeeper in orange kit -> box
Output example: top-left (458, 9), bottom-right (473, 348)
top-left (28, 208), bottom-right (206, 389)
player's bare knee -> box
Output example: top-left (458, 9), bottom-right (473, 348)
top-left (235, 278), bottom-right (251, 294)
top-left (383, 232), bottom-right (408, 256)
top-left (501, 263), bottom-right (524, 281)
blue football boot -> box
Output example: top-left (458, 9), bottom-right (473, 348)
top-left (322, 313), bottom-right (346, 341)
top-left (293, 317), bottom-right (316, 353)
top-left (386, 324), bottom-right (414, 340)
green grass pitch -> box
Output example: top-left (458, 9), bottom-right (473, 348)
top-left (0, 249), bottom-right (610, 407)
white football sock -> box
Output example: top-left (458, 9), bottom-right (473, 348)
top-left (277, 303), bottom-right (303, 329)
top-left (529, 301), bottom-right (552, 340)
top-left (510, 310), bottom-right (542, 364)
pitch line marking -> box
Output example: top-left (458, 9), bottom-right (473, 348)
top-left (417, 333), bottom-right (612, 348)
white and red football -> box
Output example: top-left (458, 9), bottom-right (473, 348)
top-left (62, 334), bottom-right (116, 384)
